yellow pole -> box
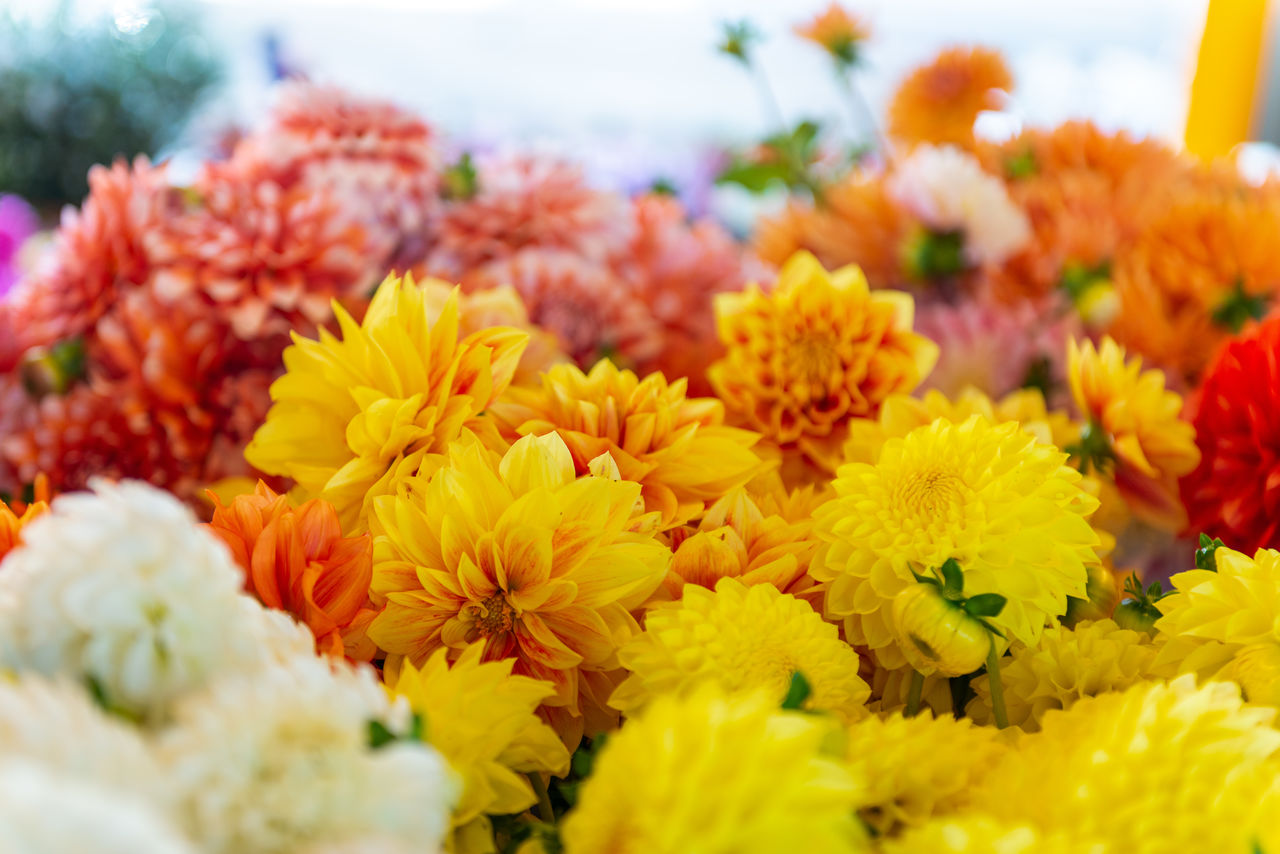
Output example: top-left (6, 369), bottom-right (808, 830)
top-left (1185, 0), bottom-right (1271, 158)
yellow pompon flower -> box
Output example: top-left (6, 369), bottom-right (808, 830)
top-left (887, 46), bottom-right (1013, 150)
top-left (966, 619), bottom-right (1158, 731)
top-left (491, 359), bottom-right (765, 530)
top-left (246, 272), bottom-right (528, 532)
top-left (794, 3), bottom-right (871, 67)
top-left (813, 416), bottom-right (1099, 670)
top-left (709, 251), bottom-right (938, 476)
top-left (388, 644), bottom-right (570, 854)
top-left (842, 711), bottom-right (1008, 838)
top-left (880, 816), bottom-right (1096, 854)
top-left (368, 432), bottom-right (671, 747)
top-left (1067, 337), bottom-right (1200, 531)
top-left (610, 578), bottom-right (870, 722)
top-left (972, 676), bottom-right (1280, 853)
top-left (663, 486), bottom-right (818, 597)
top-left (1152, 546), bottom-right (1280, 684)
top-left (561, 687), bottom-right (867, 854)
top-left (419, 278), bottom-right (565, 388)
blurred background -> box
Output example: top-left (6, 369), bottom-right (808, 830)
top-left (0, 0), bottom-right (1224, 219)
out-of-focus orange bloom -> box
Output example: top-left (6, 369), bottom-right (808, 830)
top-left (794, 3), bottom-right (871, 65)
top-left (887, 46), bottom-right (1013, 150)
top-left (753, 172), bottom-right (908, 289)
top-left (0, 474), bottom-right (50, 563)
top-left (207, 480), bottom-right (378, 661)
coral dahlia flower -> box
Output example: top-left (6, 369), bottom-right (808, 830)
top-left (887, 45), bottom-right (1014, 150)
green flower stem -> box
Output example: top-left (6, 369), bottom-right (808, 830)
top-left (836, 69), bottom-right (890, 159)
top-left (752, 63), bottom-right (787, 133)
top-left (905, 669), bottom-right (925, 717)
top-left (528, 772), bottom-right (555, 824)
top-left (986, 638), bottom-right (1009, 729)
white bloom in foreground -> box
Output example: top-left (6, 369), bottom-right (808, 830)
top-left (159, 655), bottom-right (455, 854)
top-left (0, 760), bottom-right (196, 854)
top-left (0, 479), bottom-right (314, 722)
top-left (0, 674), bottom-right (162, 800)
top-left (887, 143), bottom-right (1031, 265)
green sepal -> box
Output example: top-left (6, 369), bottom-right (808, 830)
top-left (964, 593), bottom-right (1007, 619)
top-left (781, 670), bottom-right (812, 710)
top-left (939, 558), bottom-right (964, 597)
top-left (1195, 533), bottom-right (1225, 572)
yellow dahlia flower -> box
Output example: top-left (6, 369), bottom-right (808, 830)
top-left (868, 663), bottom-right (955, 716)
top-left (387, 643), bottom-right (570, 854)
top-left (1067, 337), bottom-right (1199, 531)
top-left (966, 619), bottom-right (1158, 731)
top-left (560, 687), bottom-right (867, 854)
top-left (813, 416), bottom-right (1099, 669)
top-left (246, 272), bottom-right (527, 531)
top-left (709, 251), bottom-right (937, 475)
top-left (973, 676), bottom-right (1280, 854)
top-left (419, 278), bottom-right (565, 388)
top-left (880, 816), bottom-right (1095, 854)
top-left (610, 578), bottom-right (870, 721)
top-left (1227, 641), bottom-right (1280, 706)
top-left (662, 486), bottom-right (817, 597)
top-left (491, 359), bottom-right (764, 530)
top-left (1153, 546), bottom-right (1280, 684)
top-left (843, 711), bottom-right (1007, 837)
top-left (368, 432), bottom-right (671, 745)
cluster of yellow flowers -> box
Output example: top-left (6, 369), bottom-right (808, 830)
top-left (230, 245), bottom-right (1276, 854)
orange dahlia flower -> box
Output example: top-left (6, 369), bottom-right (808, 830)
top-left (794, 3), bottom-right (871, 66)
top-left (1067, 337), bottom-right (1199, 532)
top-left (491, 359), bottom-right (765, 530)
top-left (1110, 188), bottom-right (1280, 383)
top-left (662, 486), bottom-right (817, 599)
top-left (708, 251), bottom-right (937, 475)
top-left (0, 475), bottom-right (49, 564)
top-left (887, 46), bottom-right (1013, 151)
top-left (753, 172), bottom-right (908, 289)
top-left (208, 481), bottom-right (377, 661)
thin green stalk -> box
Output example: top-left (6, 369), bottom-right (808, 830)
top-left (753, 63), bottom-right (786, 132)
top-left (905, 669), bottom-right (925, 717)
top-left (986, 638), bottom-right (1009, 729)
top-left (837, 69), bottom-right (890, 159)
top-left (528, 772), bottom-right (554, 824)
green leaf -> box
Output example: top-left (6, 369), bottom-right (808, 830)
top-left (1212, 278), bottom-right (1270, 333)
top-left (717, 19), bottom-right (759, 64)
top-left (1195, 533), bottom-right (1225, 572)
top-left (715, 160), bottom-right (792, 193)
top-left (442, 152), bottom-right (478, 201)
top-left (963, 593), bottom-right (1007, 619)
top-left (367, 719), bottom-right (398, 750)
top-left (781, 670), bottom-right (812, 710)
top-left (939, 558), bottom-right (964, 597)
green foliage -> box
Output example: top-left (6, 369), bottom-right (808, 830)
top-left (1195, 533), bottom-right (1225, 572)
top-left (0, 2), bottom-right (221, 206)
top-left (717, 120), bottom-right (825, 198)
top-left (780, 670), bottom-right (812, 710)
top-left (1212, 278), bottom-right (1270, 333)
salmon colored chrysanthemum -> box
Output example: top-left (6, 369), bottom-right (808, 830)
top-left (1067, 337), bottom-right (1199, 531)
top-left (464, 249), bottom-right (661, 371)
top-left (148, 158), bottom-right (378, 340)
top-left (709, 251), bottom-right (937, 475)
top-left (887, 46), bottom-right (1013, 150)
top-left (207, 481), bottom-right (378, 661)
top-left (245, 271), bottom-right (528, 532)
top-left (368, 432), bottom-right (671, 745)
top-left (794, 3), bottom-right (871, 66)
top-left (492, 359), bottom-right (765, 530)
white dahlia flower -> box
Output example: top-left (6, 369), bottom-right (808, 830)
top-left (0, 760), bottom-right (196, 854)
top-left (0, 479), bottom-right (315, 722)
top-left (159, 655), bottom-right (456, 854)
top-left (887, 143), bottom-right (1031, 265)
top-left (0, 674), bottom-right (162, 799)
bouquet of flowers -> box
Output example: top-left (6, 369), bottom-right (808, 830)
top-left (2, 5), bottom-right (1280, 853)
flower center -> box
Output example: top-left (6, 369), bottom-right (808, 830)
top-left (898, 468), bottom-right (964, 516)
top-left (475, 592), bottom-right (517, 636)
top-left (786, 332), bottom-right (840, 388)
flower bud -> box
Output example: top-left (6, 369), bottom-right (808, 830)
top-left (891, 583), bottom-right (991, 676)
